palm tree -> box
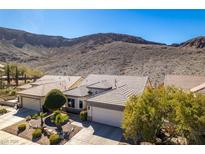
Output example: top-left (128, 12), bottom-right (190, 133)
top-left (39, 112), bottom-right (47, 129)
top-left (51, 111), bottom-right (68, 132)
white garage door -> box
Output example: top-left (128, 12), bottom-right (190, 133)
top-left (91, 107), bottom-right (123, 127)
top-left (22, 97), bottom-right (41, 111)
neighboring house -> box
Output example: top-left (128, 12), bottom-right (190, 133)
top-left (164, 75), bottom-right (205, 94)
top-left (30, 75), bottom-right (82, 87)
top-left (17, 75), bottom-right (82, 111)
top-left (64, 74), bottom-right (150, 127)
top-left (17, 75), bottom-right (83, 90)
top-left (17, 84), bottom-right (33, 91)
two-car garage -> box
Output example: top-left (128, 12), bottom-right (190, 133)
top-left (90, 106), bottom-right (123, 127)
top-left (87, 99), bottom-right (124, 128)
top-left (19, 96), bottom-right (42, 112)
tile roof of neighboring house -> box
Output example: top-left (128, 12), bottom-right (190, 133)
top-left (87, 76), bottom-right (148, 106)
top-left (87, 80), bottom-right (112, 89)
top-left (18, 75), bottom-right (82, 97)
top-left (64, 85), bottom-right (90, 97)
top-left (17, 84), bottom-right (32, 90)
top-left (31, 75), bottom-right (81, 86)
top-left (164, 75), bottom-right (205, 93)
top-left (190, 82), bottom-right (205, 93)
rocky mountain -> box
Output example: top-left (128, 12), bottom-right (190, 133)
top-left (178, 36), bottom-right (205, 48)
top-left (0, 27), bottom-right (162, 48)
top-left (0, 27), bottom-right (205, 84)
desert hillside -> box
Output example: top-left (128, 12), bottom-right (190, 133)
top-left (0, 27), bottom-right (205, 85)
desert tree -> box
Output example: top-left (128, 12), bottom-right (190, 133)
top-left (44, 89), bottom-right (67, 111)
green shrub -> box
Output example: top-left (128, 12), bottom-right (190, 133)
top-left (32, 128), bottom-right (42, 139)
top-left (122, 86), bottom-right (205, 145)
top-left (44, 89), bottom-right (66, 111)
top-left (0, 108), bottom-right (8, 115)
top-left (42, 112), bottom-right (48, 118)
top-left (31, 113), bottom-right (39, 119)
top-left (9, 90), bottom-right (16, 96)
top-left (51, 111), bottom-right (69, 131)
top-left (80, 111), bottom-right (87, 121)
top-left (4, 89), bottom-right (10, 94)
top-left (49, 134), bottom-right (61, 145)
top-left (18, 123), bottom-right (26, 132)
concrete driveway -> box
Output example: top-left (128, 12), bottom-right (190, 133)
top-left (0, 107), bottom-right (37, 145)
top-left (66, 122), bottom-right (122, 145)
top-left (0, 107), bottom-right (36, 129)
top-left (0, 131), bottom-right (37, 145)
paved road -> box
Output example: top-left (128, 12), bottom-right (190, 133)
top-left (66, 122), bottom-right (122, 145)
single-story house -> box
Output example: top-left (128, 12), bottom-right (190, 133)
top-left (164, 75), bottom-right (205, 94)
top-left (64, 74), bottom-right (150, 127)
top-left (17, 75), bottom-right (82, 111)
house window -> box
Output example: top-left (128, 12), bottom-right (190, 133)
top-left (68, 98), bottom-right (75, 108)
top-left (79, 100), bottom-right (83, 109)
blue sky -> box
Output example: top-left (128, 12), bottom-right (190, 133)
top-left (0, 10), bottom-right (205, 44)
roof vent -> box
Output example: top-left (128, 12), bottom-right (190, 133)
top-left (115, 79), bottom-right (118, 88)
